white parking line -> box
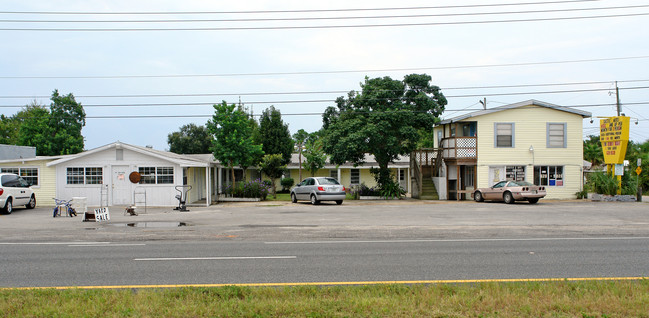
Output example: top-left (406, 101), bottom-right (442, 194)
top-left (0, 242), bottom-right (110, 245)
top-left (134, 256), bottom-right (297, 261)
top-left (69, 244), bottom-right (146, 247)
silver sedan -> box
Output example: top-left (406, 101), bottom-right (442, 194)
top-left (290, 177), bottom-right (346, 205)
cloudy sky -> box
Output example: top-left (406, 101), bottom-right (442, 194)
top-left (1, 0), bottom-right (648, 151)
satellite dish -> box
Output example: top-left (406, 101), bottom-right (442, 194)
top-left (129, 171), bottom-right (141, 184)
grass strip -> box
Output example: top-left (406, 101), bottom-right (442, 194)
top-left (1, 280), bottom-right (648, 317)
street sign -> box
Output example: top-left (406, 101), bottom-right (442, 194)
top-left (637, 167), bottom-right (643, 175)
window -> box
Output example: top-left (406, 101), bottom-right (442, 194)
top-left (505, 166), bottom-right (525, 182)
top-left (547, 123), bottom-right (567, 148)
top-left (399, 169), bottom-right (406, 181)
top-left (139, 166), bottom-right (174, 184)
top-left (350, 169), bottom-right (360, 185)
top-left (495, 123), bottom-right (514, 147)
top-left (1, 167), bottom-right (38, 186)
top-left (330, 169), bottom-right (337, 179)
top-left (534, 166), bottom-right (564, 186)
top-left (66, 167), bottom-right (103, 185)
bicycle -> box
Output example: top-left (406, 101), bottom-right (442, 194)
top-left (52, 198), bottom-right (77, 217)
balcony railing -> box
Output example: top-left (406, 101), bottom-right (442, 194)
top-left (440, 137), bottom-right (477, 160)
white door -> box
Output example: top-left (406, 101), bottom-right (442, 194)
top-left (111, 165), bottom-right (131, 206)
top-left (488, 166), bottom-right (505, 187)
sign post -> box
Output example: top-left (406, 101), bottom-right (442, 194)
top-left (600, 116), bottom-right (630, 195)
top-left (638, 158), bottom-right (643, 202)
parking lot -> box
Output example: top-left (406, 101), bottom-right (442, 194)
top-left (1, 199), bottom-right (648, 242)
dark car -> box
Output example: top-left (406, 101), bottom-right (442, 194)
top-left (473, 180), bottom-right (546, 204)
top-left (290, 177), bottom-right (346, 205)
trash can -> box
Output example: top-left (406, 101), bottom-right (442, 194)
top-left (71, 197), bottom-right (87, 213)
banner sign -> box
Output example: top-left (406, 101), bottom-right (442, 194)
top-left (94, 207), bottom-right (110, 222)
top-left (599, 116), bottom-right (630, 164)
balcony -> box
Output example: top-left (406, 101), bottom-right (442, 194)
top-left (440, 137), bottom-right (477, 161)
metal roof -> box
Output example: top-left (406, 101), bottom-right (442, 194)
top-left (438, 99), bottom-right (592, 125)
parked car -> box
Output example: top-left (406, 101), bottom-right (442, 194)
top-left (291, 177), bottom-right (346, 205)
top-left (0, 173), bottom-right (36, 214)
top-left (473, 180), bottom-right (546, 204)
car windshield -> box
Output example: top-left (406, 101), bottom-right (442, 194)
top-left (510, 181), bottom-right (534, 187)
top-left (317, 178), bottom-right (340, 185)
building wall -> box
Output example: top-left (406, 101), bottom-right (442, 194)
top-left (473, 105), bottom-right (584, 199)
top-left (54, 148), bottom-right (185, 207)
top-left (0, 160), bottom-right (57, 207)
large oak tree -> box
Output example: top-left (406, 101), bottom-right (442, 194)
top-left (321, 74), bottom-right (447, 189)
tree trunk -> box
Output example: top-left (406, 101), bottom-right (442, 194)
top-left (230, 160), bottom-right (235, 187)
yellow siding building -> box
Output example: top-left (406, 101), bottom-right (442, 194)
top-left (432, 100), bottom-right (591, 200)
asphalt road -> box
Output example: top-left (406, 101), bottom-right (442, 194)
top-left (1, 200), bottom-right (648, 288)
top-left (1, 237), bottom-right (648, 287)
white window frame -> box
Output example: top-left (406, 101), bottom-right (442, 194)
top-left (66, 167), bottom-right (103, 185)
top-left (0, 167), bottom-right (39, 187)
top-left (139, 166), bottom-right (174, 184)
top-left (534, 165), bottom-right (564, 187)
top-left (547, 123), bottom-right (567, 148)
top-left (494, 123), bottom-right (515, 148)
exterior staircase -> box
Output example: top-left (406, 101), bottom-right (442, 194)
top-left (419, 177), bottom-right (439, 200)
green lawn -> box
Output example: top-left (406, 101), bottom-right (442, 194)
top-left (2, 280), bottom-right (648, 317)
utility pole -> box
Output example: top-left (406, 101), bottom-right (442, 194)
top-left (479, 98), bottom-right (487, 110)
top-left (615, 81), bottom-right (621, 116)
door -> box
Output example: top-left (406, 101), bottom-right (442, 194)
top-left (111, 165), bottom-right (131, 206)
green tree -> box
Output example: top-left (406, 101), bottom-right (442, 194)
top-left (292, 129), bottom-right (310, 181)
top-left (47, 90), bottom-right (86, 155)
top-left (302, 138), bottom-right (326, 177)
top-left (13, 92), bottom-right (86, 156)
top-left (260, 153), bottom-right (286, 198)
top-left (16, 104), bottom-right (52, 155)
top-left (0, 114), bottom-right (19, 145)
top-left (206, 101), bottom-right (264, 185)
top-left (583, 135), bottom-right (604, 166)
top-left (321, 74), bottom-right (446, 190)
top-left (257, 106), bottom-right (293, 166)
top-left (167, 123), bottom-right (212, 154)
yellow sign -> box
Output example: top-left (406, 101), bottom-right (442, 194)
top-left (599, 116), bottom-right (630, 164)
top-left (637, 167), bottom-right (643, 175)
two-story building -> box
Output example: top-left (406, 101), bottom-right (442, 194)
top-left (417, 100), bottom-right (591, 200)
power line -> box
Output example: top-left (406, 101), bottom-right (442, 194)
top-left (3, 55), bottom-right (648, 79)
top-left (0, 1), bottom-right (602, 15)
top-left (2, 87), bottom-right (648, 108)
top-left (2, 12), bottom-right (648, 31)
top-left (3, 79), bottom-right (649, 100)
top-left (4, 5), bottom-right (647, 24)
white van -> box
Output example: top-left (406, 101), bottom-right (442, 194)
top-left (0, 173), bottom-right (36, 214)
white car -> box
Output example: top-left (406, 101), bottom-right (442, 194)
top-left (291, 177), bottom-right (346, 205)
top-left (0, 173), bottom-right (36, 214)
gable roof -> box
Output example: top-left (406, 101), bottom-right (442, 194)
top-left (438, 99), bottom-right (592, 125)
top-left (46, 141), bottom-right (211, 167)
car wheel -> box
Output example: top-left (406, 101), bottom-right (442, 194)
top-left (474, 191), bottom-right (484, 202)
top-left (503, 192), bottom-right (514, 204)
top-left (310, 194), bottom-right (320, 205)
top-left (26, 195), bottom-right (36, 209)
top-left (2, 198), bottom-right (13, 214)
top-left (291, 193), bottom-right (297, 203)
top-left (528, 198), bottom-right (539, 204)
top-left (335, 200), bottom-right (343, 205)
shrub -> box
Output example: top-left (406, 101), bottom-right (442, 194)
top-left (222, 179), bottom-right (270, 199)
top-left (351, 183), bottom-right (381, 198)
top-left (586, 171), bottom-right (638, 196)
top-left (280, 178), bottom-right (294, 192)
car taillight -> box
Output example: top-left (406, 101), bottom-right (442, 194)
top-left (522, 187), bottom-right (528, 191)
top-left (317, 186), bottom-right (325, 191)
top-left (342, 186), bottom-right (346, 192)
top-left (0, 188), bottom-right (3, 195)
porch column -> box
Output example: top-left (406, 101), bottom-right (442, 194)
top-left (205, 166), bottom-right (211, 207)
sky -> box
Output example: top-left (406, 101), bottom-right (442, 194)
top-left (1, 0), bottom-right (648, 151)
